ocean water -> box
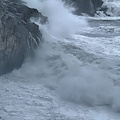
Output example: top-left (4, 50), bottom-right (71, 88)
top-left (1, 0), bottom-right (120, 119)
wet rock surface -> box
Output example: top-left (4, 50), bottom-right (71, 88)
top-left (67, 0), bottom-right (103, 15)
top-left (0, 0), bottom-right (46, 75)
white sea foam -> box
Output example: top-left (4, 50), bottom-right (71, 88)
top-left (10, 0), bottom-right (120, 112)
top-left (23, 0), bottom-right (87, 38)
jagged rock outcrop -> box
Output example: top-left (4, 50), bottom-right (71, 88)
top-left (67, 0), bottom-right (103, 15)
top-left (0, 0), bottom-right (46, 75)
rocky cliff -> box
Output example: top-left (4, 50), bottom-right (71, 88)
top-left (0, 0), bottom-right (46, 75)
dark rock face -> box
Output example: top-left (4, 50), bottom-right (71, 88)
top-left (91, 0), bottom-right (103, 11)
top-left (69, 0), bottom-right (103, 15)
top-left (72, 0), bottom-right (95, 15)
top-left (0, 0), bottom-right (46, 75)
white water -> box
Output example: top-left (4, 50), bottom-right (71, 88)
top-left (18, 0), bottom-right (120, 111)
top-left (1, 0), bottom-right (120, 119)
top-left (24, 0), bottom-right (87, 38)
top-left (97, 0), bottom-right (120, 17)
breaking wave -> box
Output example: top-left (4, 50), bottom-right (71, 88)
top-left (8, 0), bottom-right (120, 112)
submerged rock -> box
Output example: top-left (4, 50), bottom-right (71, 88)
top-left (0, 0), bottom-right (46, 75)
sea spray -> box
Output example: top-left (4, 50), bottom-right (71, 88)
top-left (11, 0), bottom-right (120, 112)
top-left (23, 0), bottom-right (88, 38)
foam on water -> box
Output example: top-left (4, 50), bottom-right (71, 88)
top-left (8, 0), bottom-right (120, 112)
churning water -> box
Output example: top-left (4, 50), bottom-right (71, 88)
top-left (4, 0), bottom-right (120, 113)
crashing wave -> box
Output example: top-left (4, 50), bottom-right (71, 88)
top-left (96, 0), bottom-right (120, 17)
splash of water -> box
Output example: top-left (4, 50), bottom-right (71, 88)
top-left (9, 0), bottom-right (120, 112)
top-left (23, 0), bottom-right (87, 38)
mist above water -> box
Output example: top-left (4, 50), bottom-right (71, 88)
top-left (24, 0), bottom-right (87, 38)
top-left (11, 0), bottom-right (120, 112)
